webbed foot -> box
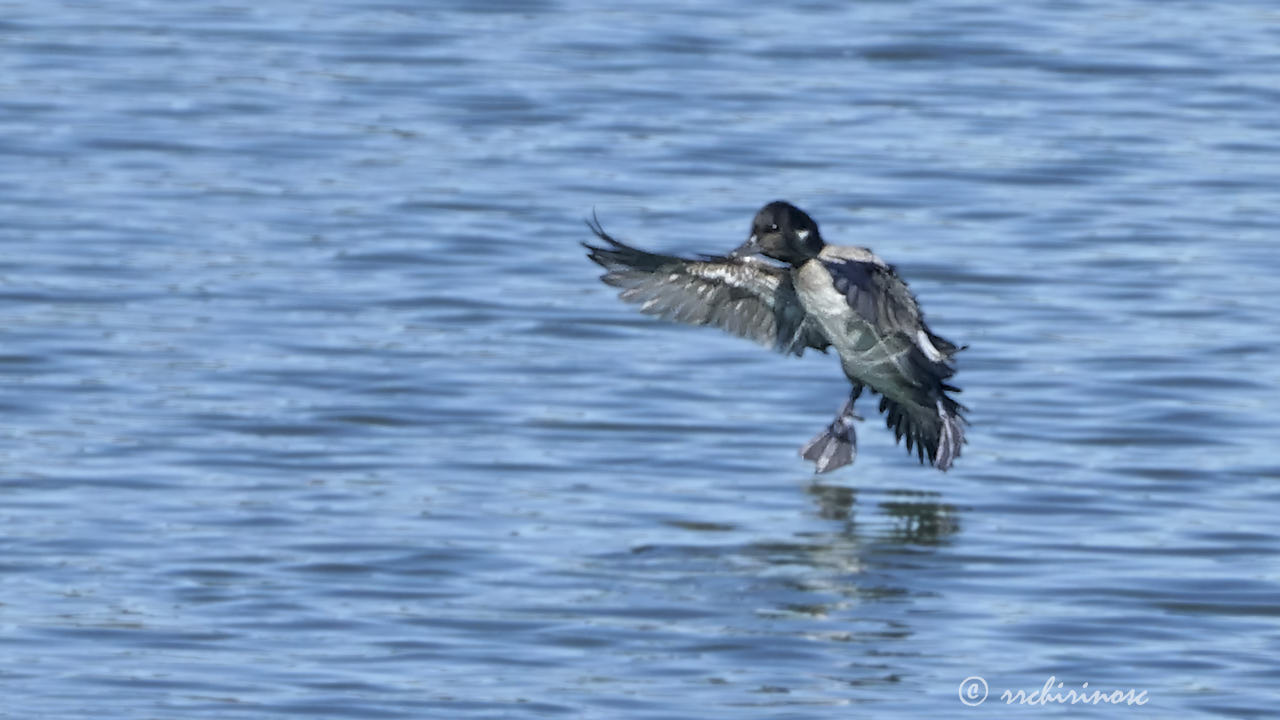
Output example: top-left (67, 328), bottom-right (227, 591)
top-left (800, 389), bottom-right (863, 473)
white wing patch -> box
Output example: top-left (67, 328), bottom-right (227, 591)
top-left (916, 329), bottom-right (945, 362)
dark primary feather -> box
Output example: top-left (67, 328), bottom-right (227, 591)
top-left (584, 217), bottom-right (829, 356)
top-left (879, 392), bottom-right (965, 471)
top-left (822, 258), bottom-right (967, 470)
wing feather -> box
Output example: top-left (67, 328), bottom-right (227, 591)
top-left (585, 218), bottom-right (828, 356)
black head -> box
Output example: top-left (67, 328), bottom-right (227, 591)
top-left (732, 200), bottom-right (824, 266)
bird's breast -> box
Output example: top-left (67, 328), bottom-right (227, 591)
top-left (794, 261), bottom-right (847, 319)
top-left (795, 261), bottom-right (863, 341)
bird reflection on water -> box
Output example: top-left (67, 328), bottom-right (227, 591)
top-left (806, 482), bottom-right (960, 546)
top-left (621, 480), bottom-right (961, 620)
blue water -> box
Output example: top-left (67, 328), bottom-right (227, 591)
top-left (2, 1), bottom-right (1279, 717)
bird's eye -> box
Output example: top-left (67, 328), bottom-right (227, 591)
top-left (769, 223), bottom-right (778, 232)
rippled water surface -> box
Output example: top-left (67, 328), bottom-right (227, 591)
top-left (3, 1), bottom-right (1279, 717)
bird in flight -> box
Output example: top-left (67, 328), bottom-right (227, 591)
top-left (584, 200), bottom-right (966, 473)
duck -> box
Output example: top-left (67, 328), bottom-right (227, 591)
top-left (584, 200), bottom-right (966, 473)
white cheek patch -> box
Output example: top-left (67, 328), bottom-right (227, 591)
top-left (796, 229), bottom-right (810, 242)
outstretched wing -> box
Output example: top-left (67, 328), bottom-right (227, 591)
top-left (585, 217), bottom-right (829, 356)
top-left (822, 257), bottom-right (967, 470)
